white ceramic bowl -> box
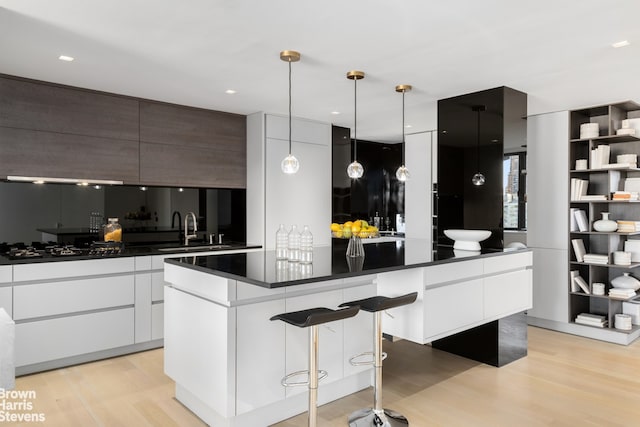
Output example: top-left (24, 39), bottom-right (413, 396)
top-left (444, 229), bottom-right (491, 251)
top-left (611, 273), bottom-right (640, 290)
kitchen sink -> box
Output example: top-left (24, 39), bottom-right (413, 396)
top-left (157, 244), bottom-right (233, 252)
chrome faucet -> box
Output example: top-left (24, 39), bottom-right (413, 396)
top-left (184, 212), bottom-right (198, 246)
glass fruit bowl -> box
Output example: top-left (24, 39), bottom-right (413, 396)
top-left (330, 220), bottom-right (379, 239)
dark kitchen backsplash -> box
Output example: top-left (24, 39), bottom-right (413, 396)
top-left (0, 181), bottom-right (246, 246)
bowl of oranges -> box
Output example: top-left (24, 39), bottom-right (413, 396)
top-left (330, 220), bottom-right (379, 239)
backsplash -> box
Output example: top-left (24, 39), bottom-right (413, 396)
top-left (0, 182), bottom-right (246, 245)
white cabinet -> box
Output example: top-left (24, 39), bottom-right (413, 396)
top-left (236, 298), bottom-right (286, 414)
top-left (16, 308), bottom-right (134, 366)
top-left (342, 283), bottom-right (376, 377)
top-left (13, 275), bottom-right (134, 320)
top-left (0, 265), bottom-right (11, 318)
top-left (484, 269), bottom-right (532, 319)
top-left (423, 279), bottom-right (484, 341)
top-left (164, 286), bottom-right (237, 418)
top-left (284, 289), bottom-right (344, 398)
top-left (247, 112), bottom-right (331, 249)
top-left (0, 286), bottom-right (11, 318)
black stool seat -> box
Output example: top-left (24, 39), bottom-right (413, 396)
top-left (339, 292), bottom-right (417, 313)
top-left (270, 306), bottom-right (359, 328)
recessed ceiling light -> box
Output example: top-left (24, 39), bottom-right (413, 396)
top-left (612, 40), bottom-right (630, 48)
top-left (178, 188), bottom-right (184, 192)
top-left (405, 124), bottom-right (412, 128)
top-left (58, 55), bottom-right (74, 62)
top-left (33, 180), bottom-right (45, 184)
top-left (331, 111), bottom-right (341, 115)
top-left (225, 89), bottom-right (236, 94)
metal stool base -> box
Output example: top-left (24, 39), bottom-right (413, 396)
top-left (347, 408), bottom-right (409, 427)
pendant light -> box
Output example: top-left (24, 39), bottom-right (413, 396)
top-left (346, 70), bottom-right (365, 179)
top-left (280, 50), bottom-right (301, 174)
top-left (395, 84), bottom-right (412, 182)
top-left (471, 105), bottom-right (486, 186)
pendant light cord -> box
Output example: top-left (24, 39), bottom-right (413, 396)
top-left (288, 58), bottom-right (292, 156)
top-left (476, 108), bottom-right (480, 170)
top-left (353, 76), bottom-right (358, 161)
top-left (402, 90), bottom-right (406, 164)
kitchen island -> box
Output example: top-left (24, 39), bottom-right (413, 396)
top-left (163, 239), bottom-right (532, 427)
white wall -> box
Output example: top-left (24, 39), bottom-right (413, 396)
top-left (526, 110), bottom-right (569, 323)
top-left (405, 131), bottom-right (435, 241)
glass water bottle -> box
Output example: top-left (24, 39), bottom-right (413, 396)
top-left (300, 225), bottom-right (313, 264)
top-left (288, 225), bottom-right (301, 262)
top-left (276, 224), bottom-right (288, 260)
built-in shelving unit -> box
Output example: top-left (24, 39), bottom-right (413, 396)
top-left (568, 101), bottom-right (640, 339)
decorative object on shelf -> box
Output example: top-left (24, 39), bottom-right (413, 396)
top-left (611, 272), bottom-right (640, 290)
top-left (346, 70), bottom-right (365, 179)
top-left (580, 122), bottom-right (599, 139)
top-left (617, 153), bottom-right (637, 166)
top-left (471, 105), bottom-right (487, 186)
top-left (593, 212), bottom-right (618, 232)
top-left (614, 313), bottom-right (632, 330)
top-left (613, 251), bottom-right (632, 266)
top-left (624, 239), bottom-right (640, 261)
top-left (395, 84), bottom-right (412, 182)
top-left (346, 235), bottom-right (364, 258)
top-left (575, 159), bottom-right (588, 170)
top-left (592, 282), bottom-right (606, 296)
top-left (443, 229), bottom-right (491, 251)
top-left (280, 50), bottom-right (301, 174)
top-left (575, 312), bottom-right (607, 327)
top-left (622, 301), bottom-right (640, 325)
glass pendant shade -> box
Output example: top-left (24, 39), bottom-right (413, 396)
top-left (395, 165), bottom-right (410, 182)
top-left (395, 84), bottom-right (412, 182)
top-left (347, 70), bottom-right (365, 179)
top-left (282, 154), bottom-right (300, 174)
top-left (472, 172), bottom-right (485, 186)
top-left (280, 50), bottom-right (301, 174)
top-left (347, 160), bottom-right (364, 179)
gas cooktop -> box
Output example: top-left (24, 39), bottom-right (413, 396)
top-left (1, 241), bottom-right (124, 260)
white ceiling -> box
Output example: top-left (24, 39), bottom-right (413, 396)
top-left (1, 0), bottom-right (640, 143)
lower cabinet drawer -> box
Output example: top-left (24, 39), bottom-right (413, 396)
top-left (423, 279), bottom-right (484, 341)
top-left (484, 269), bottom-right (532, 319)
top-left (13, 275), bottom-right (134, 320)
top-left (0, 286), bottom-right (11, 318)
top-left (151, 303), bottom-right (164, 340)
top-left (15, 308), bottom-right (135, 366)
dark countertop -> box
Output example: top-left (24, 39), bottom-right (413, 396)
top-left (0, 242), bottom-right (262, 265)
top-left (164, 239), bottom-right (530, 288)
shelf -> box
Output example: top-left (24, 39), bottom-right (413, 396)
top-left (570, 167), bottom-right (640, 173)
top-left (571, 200), bottom-right (640, 204)
top-left (570, 291), bottom-right (638, 301)
top-left (570, 261), bottom-right (640, 268)
top-left (570, 231), bottom-right (640, 236)
top-left (570, 135), bottom-right (640, 144)
top-left (570, 321), bottom-right (640, 334)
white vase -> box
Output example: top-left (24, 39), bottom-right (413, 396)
top-left (611, 272), bottom-right (640, 290)
top-left (593, 212), bottom-right (617, 232)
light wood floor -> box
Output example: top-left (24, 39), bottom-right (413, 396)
top-left (9, 326), bottom-right (640, 426)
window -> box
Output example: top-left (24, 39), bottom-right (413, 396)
top-left (503, 152), bottom-right (526, 230)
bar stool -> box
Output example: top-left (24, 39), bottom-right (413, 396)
top-left (339, 292), bottom-right (418, 427)
top-left (270, 305), bottom-right (360, 427)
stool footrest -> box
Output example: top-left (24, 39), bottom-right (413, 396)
top-left (349, 351), bottom-right (387, 366)
top-left (280, 369), bottom-right (328, 387)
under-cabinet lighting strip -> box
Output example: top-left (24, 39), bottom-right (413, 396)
top-left (6, 176), bottom-right (123, 185)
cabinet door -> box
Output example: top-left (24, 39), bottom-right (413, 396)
top-left (139, 101), bottom-right (246, 188)
top-left (343, 284), bottom-right (375, 377)
top-left (265, 138), bottom-right (331, 248)
top-left (135, 272), bottom-right (152, 343)
top-left (377, 268), bottom-right (424, 344)
top-left (0, 286), bottom-right (11, 318)
top-left (484, 269), bottom-right (532, 319)
top-left (0, 127), bottom-right (139, 183)
top-left (151, 303), bottom-right (164, 340)
top-left (15, 308), bottom-right (134, 366)
top-left (0, 76), bottom-right (138, 140)
top-left (13, 275), bottom-right (135, 320)
top-left (236, 299), bottom-right (286, 414)
top-left (423, 279), bottom-right (484, 342)
top-left (284, 290), bottom-right (343, 397)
